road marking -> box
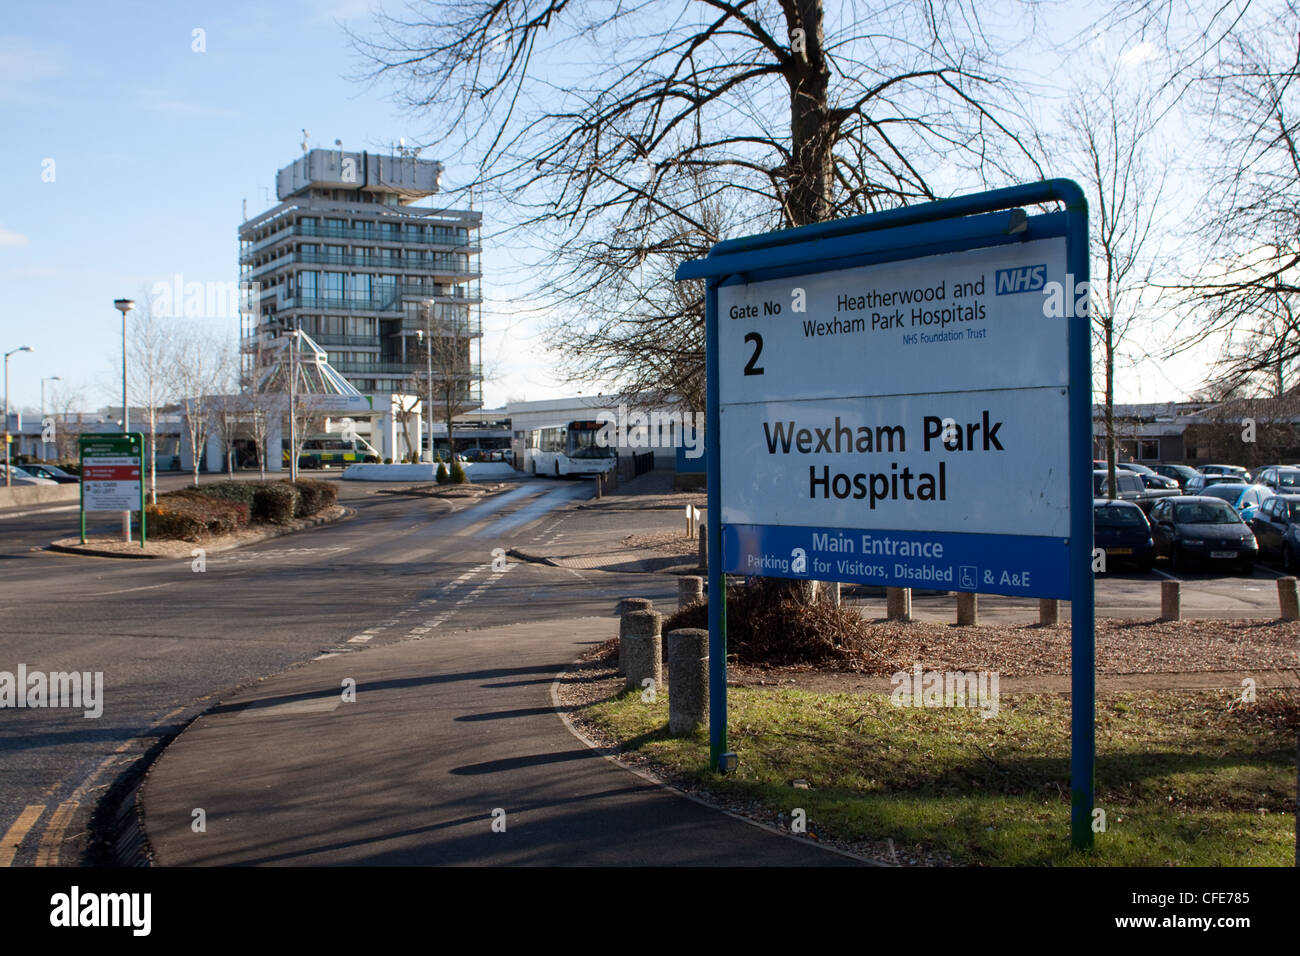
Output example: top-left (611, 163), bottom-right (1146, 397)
top-left (347, 635), bottom-right (373, 644)
top-left (313, 652), bottom-right (340, 660)
top-left (1151, 567), bottom-right (1179, 581)
top-left (0, 806), bottom-right (45, 867)
top-left (34, 801), bottom-right (79, 867)
top-left (88, 582), bottom-right (172, 597)
top-left (0, 505), bottom-right (79, 521)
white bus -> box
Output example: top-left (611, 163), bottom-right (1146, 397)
top-left (520, 420), bottom-right (617, 477)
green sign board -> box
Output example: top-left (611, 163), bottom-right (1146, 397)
top-left (79, 432), bottom-right (146, 546)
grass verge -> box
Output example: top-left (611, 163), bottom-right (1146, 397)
top-left (579, 683), bottom-right (1297, 866)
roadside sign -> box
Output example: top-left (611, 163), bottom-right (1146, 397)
top-left (717, 236), bottom-right (1071, 597)
top-left (79, 433), bottom-right (146, 546)
top-left (677, 180), bottom-right (1095, 850)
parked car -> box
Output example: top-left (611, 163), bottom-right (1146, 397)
top-left (1093, 499), bottom-right (1155, 571)
top-left (1184, 472), bottom-right (1247, 494)
top-left (1197, 482), bottom-right (1271, 522)
top-left (0, 465), bottom-right (57, 486)
top-left (15, 463), bottom-right (79, 484)
top-left (1147, 495), bottom-right (1259, 572)
top-left (1151, 463), bottom-right (1200, 489)
top-left (1093, 469), bottom-right (1180, 512)
top-left (1254, 466), bottom-right (1300, 494)
top-left (1199, 463), bottom-right (1251, 482)
top-left (1249, 494), bottom-right (1300, 571)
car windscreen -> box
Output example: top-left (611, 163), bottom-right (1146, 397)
top-left (1174, 501), bottom-right (1242, 524)
top-left (1276, 470), bottom-right (1300, 488)
top-left (1094, 506), bottom-right (1146, 527)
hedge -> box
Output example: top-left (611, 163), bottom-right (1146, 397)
top-left (290, 478), bottom-right (337, 517)
top-left (147, 493), bottom-right (249, 541)
top-left (192, 481), bottom-right (259, 507)
top-left (252, 483), bottom-right (299, 525)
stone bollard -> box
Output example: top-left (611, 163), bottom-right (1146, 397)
top-left (886, 587), bottom-right (912, 622)
top-left (678, 575), bottom-right (704, 611)
top-left (667, 628), bottom-right (709, 735)
top-left (956, 592), bottom-right (978, 626)
top-left (623, 609), bottom-right (662, 693)
top-left (1039, 598), bottom-right (1060, 626)
top-left (698, 526), bottom-right (707, 570)
top-left (1160, 580), bottom-right (1181, 621)
top-left (1277, 577), bottom-right (1299, 621)
top-left (617, 598), bottom-right (654, 675)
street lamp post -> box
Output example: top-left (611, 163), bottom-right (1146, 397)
top-left (288, 326), bottom-right (299, 482)
top-left (422, 301), bottom-right (434, 463)
top-left (114, 298), bottom-right (135, 542)
top-left (3, 346), bottom-right (34, 488)
top-left (40, 375), bottom-right (61, 460)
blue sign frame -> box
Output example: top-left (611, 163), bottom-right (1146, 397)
top-left (677, 180), bottom-right (1094, 850)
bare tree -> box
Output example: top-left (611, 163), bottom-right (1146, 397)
top-left (393, 381), bottom-right (423, 463)
top-left (47, 382), bottom-right (88, 464)
top-left (241, 331), bottom-right (281, 479)
top-left (419, 301), bottom-right (481, 460)
top-left (1180, 0), bottom-right (1300, 391)
top-left (1060, 78), bottom-right (1168, 496)
top-left (128, 293), bottom-right (178, 503)
top-left (172, 327), bottom-right (227, 487)
top-left (353, 2), bottom-right (1040, 393)
top-left (208, 340), bottom-right (243, 475)
top-left (544, 169), bottom-right (731, 412)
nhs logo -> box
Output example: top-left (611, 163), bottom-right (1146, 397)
top-left (995, 264), bottom-right (1047, 295)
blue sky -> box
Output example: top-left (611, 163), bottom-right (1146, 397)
top-left (0, 0), bottom-right (559, 413)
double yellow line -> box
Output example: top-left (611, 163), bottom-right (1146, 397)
top-left (0, 805), bottom-right (45, 867)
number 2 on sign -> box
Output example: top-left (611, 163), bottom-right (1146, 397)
top-left (744, 332), bottom-right (764, 375)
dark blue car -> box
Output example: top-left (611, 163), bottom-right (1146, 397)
top-left (1093, 498), bottom-right (1154, 572)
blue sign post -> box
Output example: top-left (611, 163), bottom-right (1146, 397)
top-left (677, 180), bottom-right (1094, 850)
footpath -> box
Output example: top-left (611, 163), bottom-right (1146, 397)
top-left (140, 617), bottom-right (853, 866)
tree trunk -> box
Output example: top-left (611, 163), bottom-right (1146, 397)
top-left (1106, 318), bottom-right (1116, 500)
top-left (783, 0), bottom-right (836, 604)
top-left (786, 0), bottom-right (835, 227)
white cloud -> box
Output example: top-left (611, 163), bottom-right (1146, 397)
top-left (0, 225), bottom-right (31, 248)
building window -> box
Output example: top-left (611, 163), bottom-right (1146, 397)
top-left (1139, 439), bottom-right (1160, 460)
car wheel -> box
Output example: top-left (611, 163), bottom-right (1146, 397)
top-left (1284, 545), bottom-right (1296, 573)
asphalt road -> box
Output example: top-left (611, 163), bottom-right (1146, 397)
top-left (0, 475), bottom-right (677, 866)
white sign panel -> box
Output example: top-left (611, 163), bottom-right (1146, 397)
top-left (717, 236), bottom-right (1074, 596)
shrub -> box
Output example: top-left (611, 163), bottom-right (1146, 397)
top-left (291, 478), bottom-right (337, 516)
top-left (252, 483), bottom-right (299, 525)
top-left (193, 480), bottom-right (258, 507)
top-left (436, 462), bottom-right (449, 484)
top-left (147, 492), bottom-right (249, 541)
top-left (450, 460), bottom-right (467, 484)
top-left (663, 578), bottom-right (887, 669)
